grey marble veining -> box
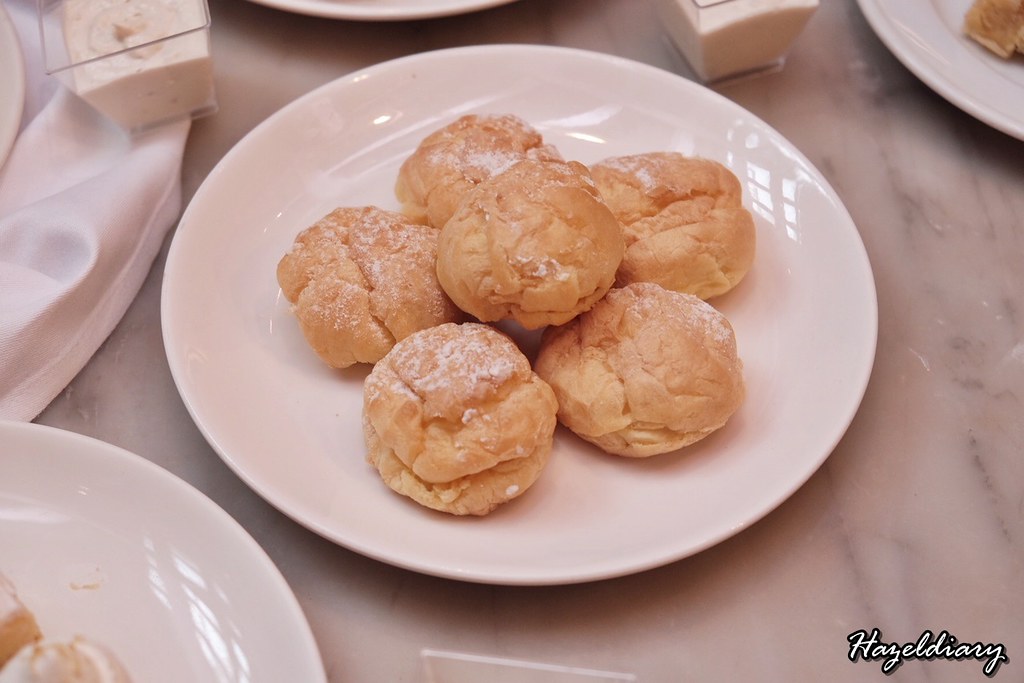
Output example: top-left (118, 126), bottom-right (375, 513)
top-left (29, 0), bottom-right (1024, 680)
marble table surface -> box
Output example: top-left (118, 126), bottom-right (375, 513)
top-left (28, 0), bottom-right (1024, 680)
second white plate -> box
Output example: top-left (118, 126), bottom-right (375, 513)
top-left (857, 0), bottom-right (1024, 140)
top-left (0, 421), bottom-right (326, 682)
top-left (162, 45), bottom-right (877, 585)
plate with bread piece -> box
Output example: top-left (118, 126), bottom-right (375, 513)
top-left (162, 44), bottom-right (878, 585)
top-left (0, 421), bottom-right (326, 682)
top-left (243, 0), bottom-right (519, 20)
top-left (857, 0), bottom-right (1024, 140)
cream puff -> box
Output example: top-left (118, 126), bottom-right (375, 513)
top-left (590, 152), bottom-right (755, 300)
top-left (534, 282), bottom-right (745, 457)
top-left (277, 206), bottom-right (463, 368)
top-left (395, 114), bottom-right (562, 229)
top-left (436, 158), bottom-right (624, 329)
top-left (362, 322), bottom-right (558, 515)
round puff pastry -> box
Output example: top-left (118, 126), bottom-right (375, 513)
top-left (362, 322), bottom-right (558, 516)
top-left (590, 152), bottom-right (756, 300)
top-left (534, 282), bottom-right (744, 457)
top-left (276, 206), bottom-right (463, 369)
top-left (436, 158), bottom-right (625, 330)
top-left (395, 113), bottom-right (562, 229)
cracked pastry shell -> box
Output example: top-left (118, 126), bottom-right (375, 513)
top-left (590, 152), bottom-right (756, 300)
top-left (436, 157), bottom-right (624, 329)
top-left (534, 282), bottom-right (745, 457)
top-left (362, 322), bottom-right (558, 516)
top-left (395, 113), bottom-right (562, 229)
top-left (276, 206), bottom-right (463, 369)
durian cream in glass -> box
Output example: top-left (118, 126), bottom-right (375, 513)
top-left (40, 0), bottom-right (216, 133)
top-left (656, 0), bottom-right (819, 83)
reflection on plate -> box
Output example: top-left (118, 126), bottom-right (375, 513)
top-left (162, 44), bottom-right (877, 586)
top-left (0, 421), bottom-right (326, 682)
top-left (0, 3), bottom-right (25, 169)
top-left (857, 0), bottom-right (1024, 140)
top-left (244, 0), bottom-right (518, 20)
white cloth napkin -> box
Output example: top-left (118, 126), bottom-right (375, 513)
top-left (0, 0), bottom-right (189, 421)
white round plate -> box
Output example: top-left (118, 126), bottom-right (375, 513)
top-left (162, 44), bottom-right (877, 586)
top-left (857, 0), bottom-right (1024, 140)
top-left (0, 2), bottom-right (25, 169)
top-left (243, 0), bottom-right (518, 20)
top-left (0, 421), bottom-right (326, 682)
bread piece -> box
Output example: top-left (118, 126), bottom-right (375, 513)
top-left (0, 637), bottom-right (132, 682)
top-left (395, 114), bottom-right (563, 229)
top-left (436, 158), bottom-right (624, 329)
top-left (590, 152), bottom-right (755, 300)
top-left (363, 322), bottom-right (558, 516)
top-left (964, 0), bottom-right (1024, 57)
top-left (276, 206), bottom-right (463, 368)
top-left (0, 574), bottom-right (41, 669)
top-left (534, 282), bottom-right (744, 457)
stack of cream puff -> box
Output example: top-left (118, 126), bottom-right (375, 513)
top-left (276, 113), bottom-right (755, 516)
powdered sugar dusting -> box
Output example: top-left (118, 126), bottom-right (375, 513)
top-left (281, 207), bottom-right (461, 368)
top-left (384, 323), bottom-right (526, 401)
top-left (416, 114), bottom-right (551, 186)
top-left (622, 283), bottom-right (735, 350)
top-left (298, 269), bottom-right (364, 332)
top-left (461, 149), bottom-right (524, 177)
top-left (345, 208), bottom-right (453, 325)
top-left (683, 295), bottom-right (735, 349)
top-left (346, 207), bottom-right (433, 274)
top-left (597, 154), bottom-right (665, 192)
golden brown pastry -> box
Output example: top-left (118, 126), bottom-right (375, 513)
top-left (362, 322), bottom-right (558, 516)
top-left (590, 152), bottom-right (756, 300)
top-left (964, 0), bottom-right (1024, 57)
top-left (0, 574), bottom-right (41, 669)
top-left (276, 206), bottom-right (463, 369)
top-left (0, 637), bottom-right (133, 682)
top-left (395, 114), bottom-right (563, 229)
top-left (534, 282), bottom-right (745, 457)
top-left (436, 158), bottom-right (624, 329)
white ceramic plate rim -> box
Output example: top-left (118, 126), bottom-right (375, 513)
top-left (162, 44), bottom-right (878, 586)
top-left (0, 2), bottom-right (25, 169)
top-left (243, 0), bottom-right (518, 20)
top-left (857, 0), bottom-right (1024, 140)
top-left (0, 421), bottom-right (327, 682)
